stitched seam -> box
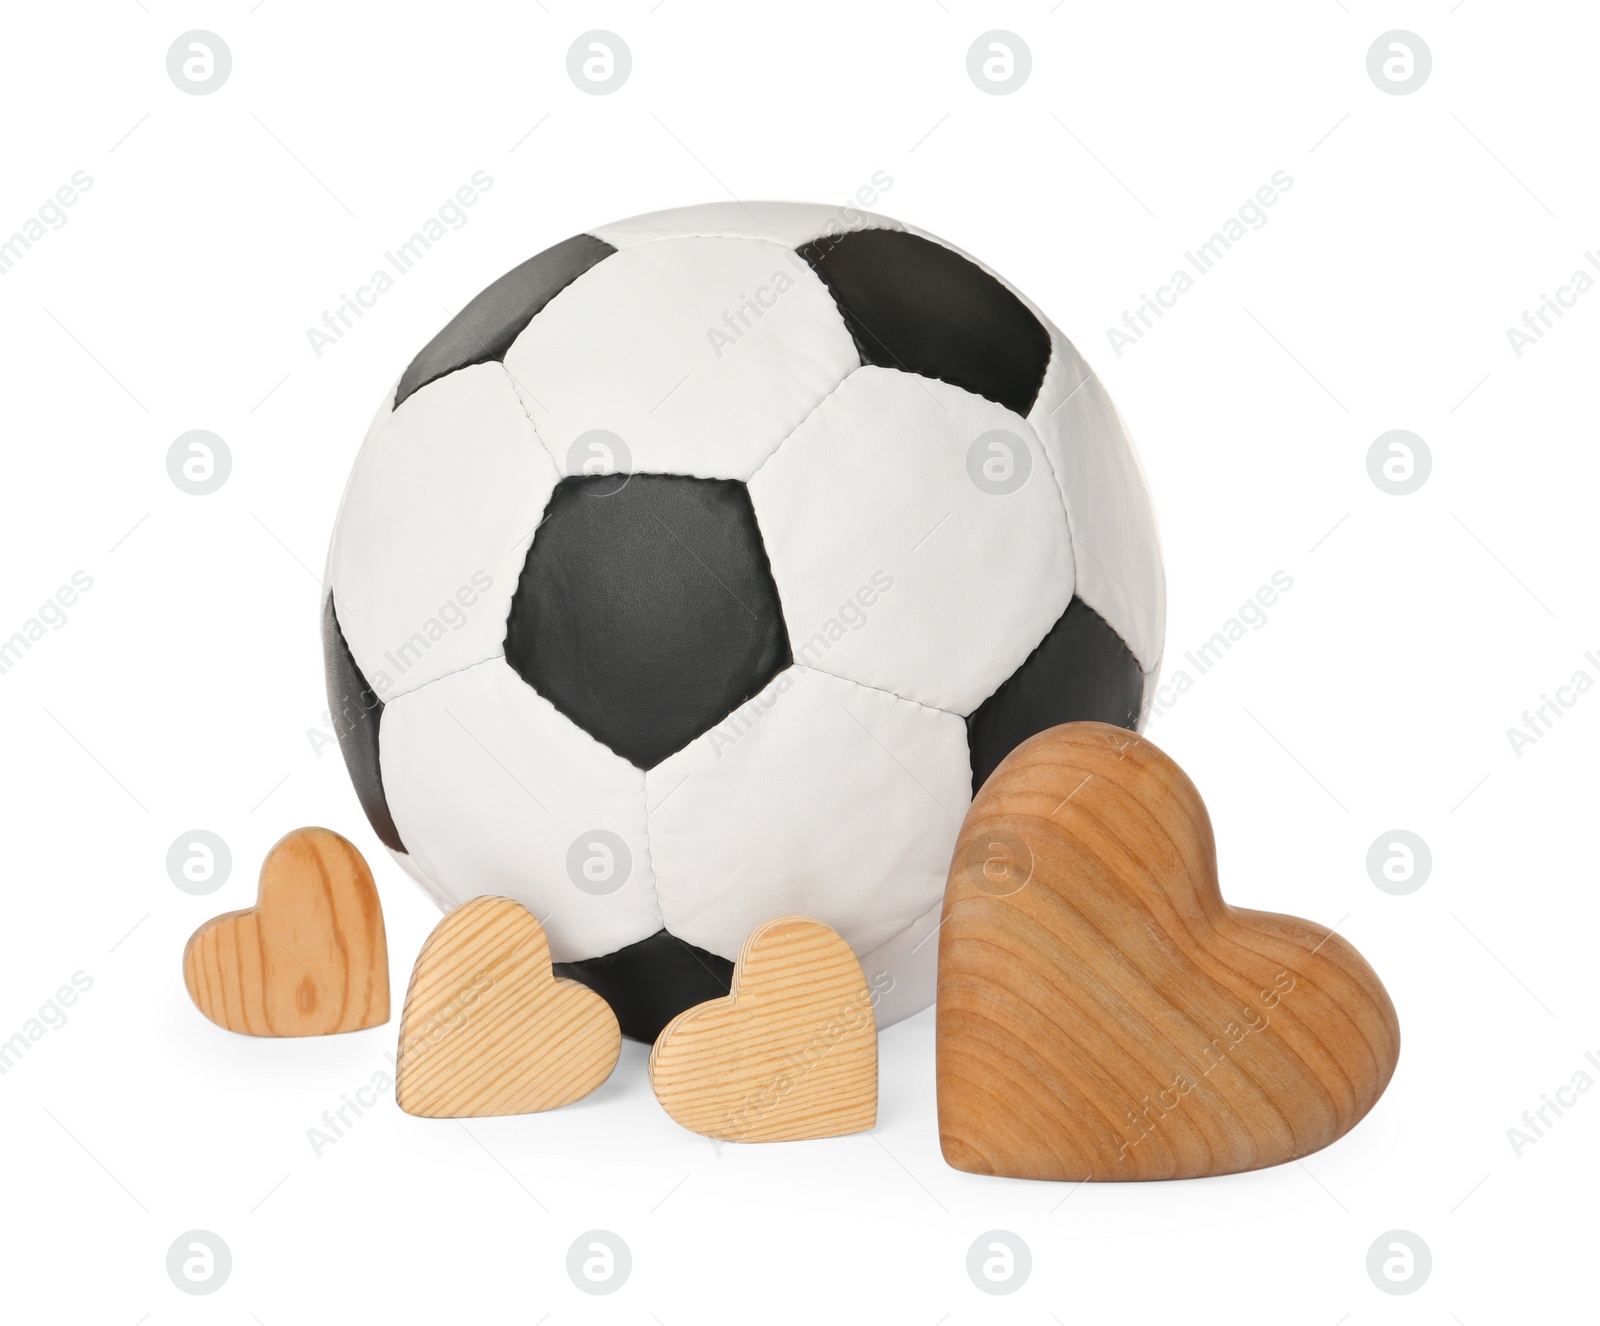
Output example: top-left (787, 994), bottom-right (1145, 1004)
top-left (1034, 334), bottom-right (1057, 418)
top-left (764, 372), bottom-right (1075, 722)
top-left (990, 352), bottom-right (1089, 706)
top-left (500, 361), bottom-right (566, 476)
top-left (620, 232), bottom-right (804, 250)
top-left (499, 234), bottom-right (865, 484)
top-left (1024, 344), bottom-right (1082, 567)
top-left (1024, 395), bottom-right (1081, 611)
top-left (387, 655), bottom-right (667, 932)
top-left (736, 237), bottom-right (869, 481)
top-left (799, 661), bottom-right (963, 720)
top-left (406, 654), bottom-right (661, 774)
top-left (745, 362), bottom-right (862, 484)
top-left (860, 897), bottom-right (944, 964)
top-left (605, 222), bottom-right (902, 251)
top-left (381, 651), bottom-right (505, 708)
top-left (636, 765), bottom-right (665, 933)
top-left (1030, 353), bottom-right (1164, 669)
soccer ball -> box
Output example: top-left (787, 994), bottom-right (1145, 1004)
top-left (322, 201), bottom-right (1164, 1042)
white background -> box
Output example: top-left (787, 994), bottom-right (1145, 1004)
top-left (1, 1), bottom-right (1594, 1320)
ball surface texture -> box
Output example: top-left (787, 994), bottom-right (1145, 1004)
top-left (323, 201), bottom-right (1164, 1040)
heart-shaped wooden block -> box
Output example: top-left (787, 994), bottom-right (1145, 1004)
top-left (937, 722), bottom-right (1400, 1181)
top-left (649, 916), bottom-right (877, 1142)
top-left (395, 896), bottom-right (620, 1117)
top-left (183, 827), bottom-right (389, 1036)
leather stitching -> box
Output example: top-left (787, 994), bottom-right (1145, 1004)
top-left (638, 764), bottom-right (665, 934)
top-left (500, 361), bottom-right (566, 477)
top-left (497, 237), bottom-right (862, 486)
top-left (598, 222), bottom-right (903, 251)
top-left (798, 660), bottom-right (964, 720)
top-left (385, 651), bottom-right (668, 934)
top-left (744, 362), bottom-right (861, 485)
top-left (381, 651), bottom-right (506, 708)
top-left (1026, 346), bottom-right (1162, 670)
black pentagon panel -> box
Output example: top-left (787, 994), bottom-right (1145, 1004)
top-left (506, 474), bottom-right (791, 769)
top-left (796, 228), bottom-right (1052, 416)
top-left (554, 930), bottom-right (735, 1043)
top-left (393, 233), bottom-right (615, 408)
top-left (322, 595), bottom-right (407, 853)
top-left (966, 597), bottom-right (1145, 794)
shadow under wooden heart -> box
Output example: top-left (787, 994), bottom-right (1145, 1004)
top-left (937, 722), bottom-right (1400, 1181)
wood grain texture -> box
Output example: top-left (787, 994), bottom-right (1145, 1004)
top-left (183, 827), bottom-right (389, 1036)
top-left (395, 896), bottom-right (620, 1117)
top-left (937, 722), bottom-right (1400, 1181)
top-left (649, 916), bottom-right (877, 1142)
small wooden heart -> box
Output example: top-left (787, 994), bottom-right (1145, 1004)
top-left (395, 896), bottom-right (620, 1117)
top-left (649, 916), bottom-right (877, 1142)
top-left (937, 722), bottom-right (1401, 1181)
top-left (183, 827), bottom-right (389, 1036)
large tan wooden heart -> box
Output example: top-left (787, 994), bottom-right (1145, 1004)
top-left (937, 722), bottom-right (1400, 1181)
top-left (183, 827), bottom-right (389, 1036)
top-left (649, 917), bottom-right (878, 1142)
top-left (395, 896), bottom-right (620, 1117)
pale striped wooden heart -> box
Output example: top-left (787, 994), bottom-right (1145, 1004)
top-left (396, 896), bottom-right (619, 1117)
top-left (649, 916), bottom-right (877, 1142)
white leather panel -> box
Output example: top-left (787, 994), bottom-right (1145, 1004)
top-left (380, 659), bottom-right (662, 963)
top-left (326, 365), bottom-right (557, 701)
top-left (589, 200), bottom-right (902, 250)
top-left (1030, 333), bottom-right (1166, 672)
top-left (503, 236), bottom-right (860, 481)
top-left (645, 666), bottom-right (969, 963)
top-left (750, 366), bottom-right (1075, 716)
